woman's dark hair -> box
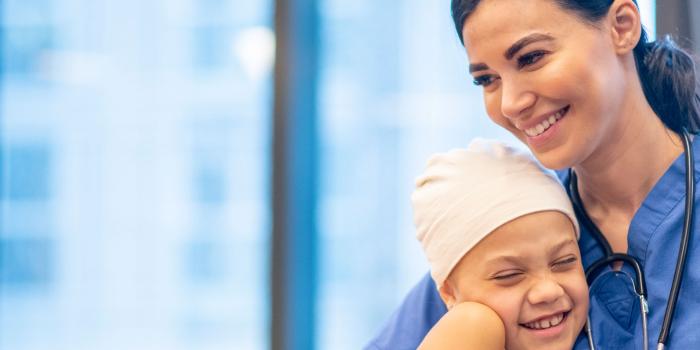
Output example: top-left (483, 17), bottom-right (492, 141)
top-left (451, 0), bottom-right (700, 134)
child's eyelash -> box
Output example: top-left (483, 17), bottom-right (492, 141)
top-left (492, 271), bottom-right (522, 280)
top-left (554, 256), bottom-right (578, 267)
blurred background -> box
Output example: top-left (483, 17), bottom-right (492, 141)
top-left (0, 0), bottom-right (694, 349)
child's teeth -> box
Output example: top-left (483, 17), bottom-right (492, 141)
top-left (525, 313), bottom-right (565, 330)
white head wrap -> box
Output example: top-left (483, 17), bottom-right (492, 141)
top-left (412, 139), bottom-right (579, 289)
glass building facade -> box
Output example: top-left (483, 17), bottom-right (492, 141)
top-left (1, 0), bottom-right (271, 349)
top-left (0, 0), bottom-right (656, 349)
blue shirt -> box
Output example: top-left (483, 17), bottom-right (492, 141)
top-left (366, 139), bottom-right (700, 349)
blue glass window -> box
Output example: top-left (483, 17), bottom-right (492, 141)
top-left (0, 0), bottom-right (271, 349)
top-left (4, 144), bottom-right (52, 200)
top-left (0, 238), bottom-right (53, 288)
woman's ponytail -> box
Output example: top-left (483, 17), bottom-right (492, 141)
top-left (634, 33), bottom-right (700, 134)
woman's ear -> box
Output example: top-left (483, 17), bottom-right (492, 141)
top-left (438, 280), bottom-right (458, 310)
top-left (608, 0), bottom-right (642, 54)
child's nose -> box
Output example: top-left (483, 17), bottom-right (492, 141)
top-left (527, 277), bottom-right (566, 305)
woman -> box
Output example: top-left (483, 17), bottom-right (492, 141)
top-left (366, 0), bottom-right (700, 349)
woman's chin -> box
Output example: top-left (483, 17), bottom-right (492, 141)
top-left (530, 149), bottom-right (575, 171)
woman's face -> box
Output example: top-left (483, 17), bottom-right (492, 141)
top-left (444, 211), bottom-right (589, 350)
top-left (462, 0), bottom-right (628, 169)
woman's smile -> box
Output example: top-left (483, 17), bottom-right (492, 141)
top-left (522, 105), bottom-right (570, 149)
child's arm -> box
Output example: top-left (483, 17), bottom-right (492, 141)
top-left (417, 301), bottom-right (505, 350)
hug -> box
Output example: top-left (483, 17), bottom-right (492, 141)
top-left (367, 0), bottom-right (700, 349)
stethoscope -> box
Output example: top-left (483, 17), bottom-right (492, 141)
top-left (568, 130), bottom-right (695, 350)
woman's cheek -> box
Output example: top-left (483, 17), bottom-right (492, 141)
top-left (483, 90), bottom-right (512, 131)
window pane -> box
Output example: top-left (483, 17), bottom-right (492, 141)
top-left (317, 2), bottom-right (513, 349)
top-left (317, 1), bottom-right (655, 349)
top-left (0, 1), bottom-right (272, 349)
top-left (639, 0), bottom-right (656, 39)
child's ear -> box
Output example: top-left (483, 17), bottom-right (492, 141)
top-left (438, 280), bottom-right (458, 310)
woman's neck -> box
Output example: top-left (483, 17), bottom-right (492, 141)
top-left (574, 103), bottom-right (684, 219)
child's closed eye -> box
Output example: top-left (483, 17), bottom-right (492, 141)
top-left (492, 270), bottom-right (524, 280)
top-left (552, 256), bottom-right (578, 270)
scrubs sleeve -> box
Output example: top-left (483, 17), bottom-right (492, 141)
top-left (364, 273), bottom-right (447, 350)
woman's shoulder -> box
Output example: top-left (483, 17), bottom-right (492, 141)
top-left (418, 301), bottom-right (505, 350)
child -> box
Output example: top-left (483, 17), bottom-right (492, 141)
top-left (412, 139), bottom-right (588, 350)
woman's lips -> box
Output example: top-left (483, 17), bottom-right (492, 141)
top-left (525, 105), bottom-right (570, 148)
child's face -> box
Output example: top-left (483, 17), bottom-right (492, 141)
top-left (440, 211), bottom-right (588, 350)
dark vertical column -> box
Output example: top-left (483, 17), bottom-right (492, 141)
top-left (270, 0), bottom-right (319, 348)
top-left (656, 0), bottom-right (695, 49)
top-left (692, 2), bottom-right (700, 50)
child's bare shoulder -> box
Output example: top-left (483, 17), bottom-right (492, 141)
top-left (418, 302), bottom-right (505, 350)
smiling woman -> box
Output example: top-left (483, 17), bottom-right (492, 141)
top-left (462, 0), bottom-right (656, 170)
top-left (366, 0), bottom-right (700, 349)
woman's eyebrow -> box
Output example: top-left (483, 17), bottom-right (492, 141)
top-left (469, 62), bottom-right (489, 73)
top-left (469, 33), bottom-right (555, 73)
top-left (504, 33), bottom-right (555, 60)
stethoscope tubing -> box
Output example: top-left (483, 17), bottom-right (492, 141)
top-left (658, 130), bottom-right (695, 347)
top-left (569, 129), bottom-right (694, 350)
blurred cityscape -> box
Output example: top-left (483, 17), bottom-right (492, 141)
top-left (0, 0), bottom-right (654, 349)
top-left (1, 0), bottom-right (271, 349)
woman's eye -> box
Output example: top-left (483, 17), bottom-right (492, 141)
top-left (473, 74), bottom-right (499, 87)
top-left (517, 51), bottom-right (546, 69)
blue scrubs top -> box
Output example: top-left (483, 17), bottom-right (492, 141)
top-left (365, 139), bottom-right (700, 350)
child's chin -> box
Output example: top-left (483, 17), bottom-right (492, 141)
top-left (511, 320), bottom-right (577, 349)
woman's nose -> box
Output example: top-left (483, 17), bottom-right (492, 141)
top-left (527, 277), bottom-right (566, 305)
top-left (500, 78), bottom-right (536, 120)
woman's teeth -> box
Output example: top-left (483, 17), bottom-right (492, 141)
top-left (524, 108), bottom-right (566, 137)
top-left (524, 313), bottom-right (565, 330)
